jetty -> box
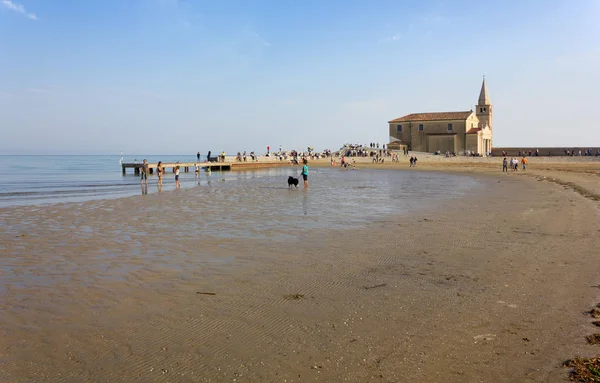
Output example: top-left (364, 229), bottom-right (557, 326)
top-left (121, 160), bottom-right (289, 175)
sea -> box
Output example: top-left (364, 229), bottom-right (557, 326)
top-left (0, 155), bottom-right (482, 221)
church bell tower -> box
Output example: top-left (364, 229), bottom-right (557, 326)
top-left (476, 76), bottom-right (492, 130)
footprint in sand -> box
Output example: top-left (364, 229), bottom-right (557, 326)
top-left (474, 334), bottom-right (496, 342)
top-left (497, 300), bottom-right (518, 308)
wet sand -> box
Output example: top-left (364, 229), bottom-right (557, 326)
top-left (1, 160), bottom-right (600, 382)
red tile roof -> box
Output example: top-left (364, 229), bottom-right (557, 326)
top-left (466, 128), bottom-right (481, 134)
top-left (389, 111), bottom-right (473, 123)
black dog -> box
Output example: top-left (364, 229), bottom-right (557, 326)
top-left (287, 176), bottom-right (299, 188)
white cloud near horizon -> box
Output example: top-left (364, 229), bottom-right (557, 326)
top-left (1, 0), bottom-right (37, 20)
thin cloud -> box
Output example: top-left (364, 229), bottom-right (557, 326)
top-left (1, 0), bottom-right (38, 20)
top-left (158, 0), bottom-right (202, 28)
top-left (254, 32), bottom-right (270, 47)
top-left (379, 12), bottom-right (448, 44)
top-left (379, 33), bottom-right (402, 44)
top-left (26, 87), bottom-right (54, 93)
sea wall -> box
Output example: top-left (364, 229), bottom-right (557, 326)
top-left (491, 147), bottom-right (600, 157)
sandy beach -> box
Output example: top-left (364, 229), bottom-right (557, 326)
top-left (1, 156), bottom-right (600, 382)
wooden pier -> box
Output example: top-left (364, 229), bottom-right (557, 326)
top-left (121, 161), bottom-right (289, 175)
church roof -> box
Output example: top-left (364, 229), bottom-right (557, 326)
top-left (466, 128), bottom-right (481, 134)
top-left (388, 111), bottom-right (473, 123)
top-left (478, 77), bottom-right (490, 105)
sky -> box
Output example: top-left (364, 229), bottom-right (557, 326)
top-left (1, 0), bottom-right (599, 155)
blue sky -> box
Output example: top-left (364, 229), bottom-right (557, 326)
top-left (1, 0), bottom-right (599, 155)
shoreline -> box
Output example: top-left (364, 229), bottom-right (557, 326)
top-left (1, 160), bottom-right (600, 382)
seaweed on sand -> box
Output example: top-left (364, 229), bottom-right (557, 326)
top-left (563, 356), bottom-right (600, 382)
top-left (587, 334), bottom-right (600, 345)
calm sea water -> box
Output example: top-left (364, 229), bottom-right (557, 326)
top-left (0, 156), bottom-right (482, 220)
top-left (0, 154), bottom-right (209, 207)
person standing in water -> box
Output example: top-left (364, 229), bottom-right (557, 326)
top-left (197, 152), bottom-right (200, 161)
top-left (156, 161), bottom-right (164, 187)
top-left (140, 159), bottom-right (149, 186)
top-left (301, 159), bottom-right (309, 189)
top-left (175, 163), bottom-right (181, 188)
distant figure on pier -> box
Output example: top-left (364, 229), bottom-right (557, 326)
top-left (197, 152), bottom-right (200, 161)
top-left (140, 159), bottom-right (149, 186)
top-left (207, 151), bottom-right (211, 162)
top-left (221, 151), bottom-right (226, 162)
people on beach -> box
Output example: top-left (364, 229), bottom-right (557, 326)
top-left (510, 157), bottom-right (518, 171)
top-left (175, 163), bottom-right (181, 188)
top-left (301, 159), bottom-right (309, 189)
top-left (502, 157), bottom-right (508, 172)
top-left (197, 152), bottom-right (200, 161)
top-left (521, 156), bottom-right (528, 171)
top-left (140, 159), bottom-right (149, 186)
top-left (157, 161), bottom-right (164, 186)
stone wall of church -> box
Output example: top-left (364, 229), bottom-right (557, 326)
top-left (465, 135), bottom-right (479, 153)
top-left (389, 119), bottom-right (469, 152)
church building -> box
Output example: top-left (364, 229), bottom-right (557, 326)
top-left (388, 78), bottom-right (493, 155)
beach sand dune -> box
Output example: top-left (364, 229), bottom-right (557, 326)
top-left (1, 165), bottom-right (599, 382)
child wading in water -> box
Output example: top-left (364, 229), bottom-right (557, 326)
top-left (175, 164), bottom-right (181, 188)
top-left (301, 159), bottom-right (309, 189)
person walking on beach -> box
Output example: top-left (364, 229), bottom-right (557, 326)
top-left (521, 156), bottom-right (528, 171)
top-left (140, 159), bottom-right (149, 186)
top-left (502, 157), bottom-right (508, 172)
top-left (301, 159), bottom-right (309, 189)
top-left (175, 163), bottom-right (181, 188)
top-left (510, 157), bottom-right (517, 171)
top-left (156, 161), bottom-right (164, 186)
